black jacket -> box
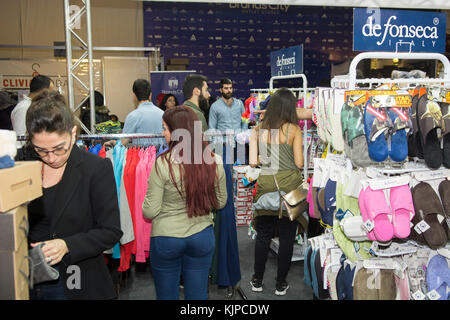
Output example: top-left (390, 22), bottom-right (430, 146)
top-left (26, 146), bottom-right (123, 300)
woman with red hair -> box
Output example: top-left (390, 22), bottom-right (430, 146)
top-left (142, 105), bottom-right (227, 300)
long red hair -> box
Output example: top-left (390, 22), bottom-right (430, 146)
top-left (157, 105), bottom-right (219, 217)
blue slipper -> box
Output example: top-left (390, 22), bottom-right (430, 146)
top-left (426, 254), bottom-right (450, 300)
top-left (364, 99), bottom-right (390, 162)
top-left (388, 107), bottom-right (410, 162)
top-left (323, 179), bottom-right (337, 227)
top-left (303, 246), bottom-right (313, 289)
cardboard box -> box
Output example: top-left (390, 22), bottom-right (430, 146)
top-left (166, 64), bottom-right (188, 71)
top-left (0, 239), bottom-right (29, 300)
top-left (168, 58), bottom-right (190, 65)
top-left (0, 205), bottom-right (28, 251)
top-left (0, 161), bottom-right (42, 213)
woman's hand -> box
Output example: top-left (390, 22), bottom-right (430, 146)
top-left (31, 239), bottom-right (69, 266)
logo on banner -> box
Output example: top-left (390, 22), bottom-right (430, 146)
top-left (353, 8), bottom-right (447, 52)
top-left (270, 45), bottom-right (303, 76)
top-left (168, 77), bottom-right (178, 90)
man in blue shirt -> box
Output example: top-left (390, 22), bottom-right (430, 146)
top-left (122, 79), bottom-right (164, 146)
top-left (106, 79), bottom-right (164, 147)
top-left (209, 78), bottom-right (247, 132)
top-left (209, 78), bottom-right (248, 164)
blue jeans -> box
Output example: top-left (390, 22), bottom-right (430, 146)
top-left (150, 225), bottom-right (215, 300)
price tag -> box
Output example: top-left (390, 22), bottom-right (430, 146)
top-left (416, 220), bottom-right (431, 234)
top-left (426, 289), bottom-right (441, 300)
top-left (412, 290), bottom-right (426, 300)
top-left (363, 219), bottom-right (375, 232)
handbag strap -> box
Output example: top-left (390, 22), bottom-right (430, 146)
top-left (272, 174), bottom-right (282, 193)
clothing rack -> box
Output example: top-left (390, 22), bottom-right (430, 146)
top-left (78, 131), bottom-right (249, 300)
top-left (79, 133), bottom-right (164, 139)
top-left (267, 73), bottom-right (310, 188)
top-left (330, 51), bottom-right (450, 174)
top-left (332, 52), bottom-right (450, 90)
top-left (348, 52), bottom-right (450, 90)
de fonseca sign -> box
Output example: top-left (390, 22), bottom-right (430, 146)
top-left (353, 8), bottom-right (447, 53)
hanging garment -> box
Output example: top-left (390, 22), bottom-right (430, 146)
top-left (118, 149), bottom-right (135, 246)
top-left (216, 145), bottom-right (242, 287)
top-left (120, 147), bottom-right (138, 271)
top-left (134, 147), bottom-right (155, 263)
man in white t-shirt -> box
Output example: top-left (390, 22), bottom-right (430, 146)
top-left (11, 75), bottom-right (55, 148)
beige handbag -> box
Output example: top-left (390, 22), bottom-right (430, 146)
top-left (273, 174), bottom-right (308, 221)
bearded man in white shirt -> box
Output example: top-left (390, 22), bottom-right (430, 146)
top-left (11, 74), bottom-right (55, 148)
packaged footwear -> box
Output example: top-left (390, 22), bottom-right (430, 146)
top-left (390, 184), bottom-right (415, 239)
top-left (411, 182), bottom-right (448, 249)
top-left (364, 97), bottom-right (390, 162)
top-left (417, 89), bottom-right (443, 169)
top-left (426, 253), bottom-right (450, 300)
top-left (388, 107), bottom-right (410, 162)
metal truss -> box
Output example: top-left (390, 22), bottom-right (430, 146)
top-left (63, 0), bottom-right (95, 134)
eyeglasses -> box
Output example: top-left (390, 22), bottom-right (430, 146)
top-left (32, 136), bottom-right (72, 158)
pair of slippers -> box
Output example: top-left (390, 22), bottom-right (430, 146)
top-left (321, 89), bottom-right (345, 152)
top-left (403, 250), bottom-right (431, 299)
top-left (311, 178), bottom-right (336, 227)
top-left (353, 267), bottom-right (397, 300)
top-left (409, 88), bottom-right (450, 169)
top-left (335, 258), bottom-right (356, 300)
top-left (364, 95), bottom-right (411, 163)
top-left (304, 246), bottom-right (330, 299)
top-left (359, 184), bottom-right (415, 242)
top-left (410, 180), bottom-right (450, 250)
top-left (426, 253), bottom-right (450, 300)
top-left (307, 177), bottom-right (321, 219)
top-left (315, 179), bottom-right (337, 227)
top-left (334, 182), bottom-right (373, 262)
top-left (341, 93), bottom-right (372, 167)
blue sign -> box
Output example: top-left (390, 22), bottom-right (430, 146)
top-left (150, 71), bottom-right (195, 106)
top-left (353, 8), bottom-right (447, 53)
top-left (270, 45), bottom-right (303, 77)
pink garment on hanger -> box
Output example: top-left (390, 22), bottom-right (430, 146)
top-left (143, 146), bottom-right (156, 259)
top-left (307, 177), bottom-right (315, 218)
top-left (134, 147), bottom-right (156, 263)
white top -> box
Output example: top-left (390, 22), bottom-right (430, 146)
top-left (10, 95), bottom-right (32, 148)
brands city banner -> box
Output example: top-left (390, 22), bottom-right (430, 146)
top-left (353, 8), bottom-right (447, 53)
top-left (150, 71), bottom-right (195, 106)
top-left (143, 2), bottom-right (354, 98)
top-left (270, 45), bottom-right (303, 77)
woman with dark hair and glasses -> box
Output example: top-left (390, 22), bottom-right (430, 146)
top-left (142, 106), bottom-right (227, 300)
top-left (22, 89), bottom-right (122, 300)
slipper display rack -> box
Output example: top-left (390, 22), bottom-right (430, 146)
top-left (304, 52), bottom-right (450, 300)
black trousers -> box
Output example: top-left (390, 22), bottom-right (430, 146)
top-left (253, 215), bottom-right (298, 283)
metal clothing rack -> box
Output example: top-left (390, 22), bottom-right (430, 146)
top-left (267, 74), bottom-right (310, 186)
top-left (332, 52), bottom-right (450, 173)
top-left (348, 52), bottom-right (450, 89)
top-left (77, 131), bottom-right (249, 300)
top-left (332, 52), bottom-right (450, 90)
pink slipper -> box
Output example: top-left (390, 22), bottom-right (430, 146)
top-left (364, 186), bottom-right (394, 242)
top-left (390, 185), bottom-right (415, 239)
top-left (358, 187), bottom-right (376, 241)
